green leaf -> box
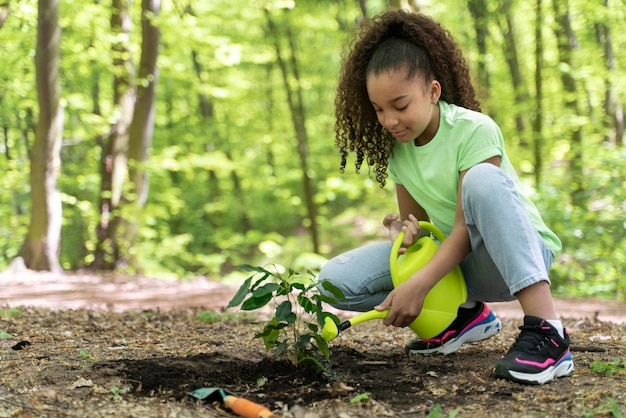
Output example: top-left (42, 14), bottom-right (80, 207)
top-left (225, 276), bottom-right (253, 309)
top-left (292, 334), bottom-right (310, 352)
top-left (426, 404), bottom-right (443, 417)
top-left (239, 264), bottom-right (273, 275)
top-left (258, 318), bottom-right (280, 349)
top-left (347, 392), bottom-right (371, 404)
top-left (590, 358), bottom-right (626, 376)
top-left (607, 397), bottom-right (623, 418)
top-left (0, 330), bottom-right (13, 339)
top-left (251, 273), bottom-right (273, 289)
top-left (291, 282), bottom-right (307, 292)
top-left (255, 321), bottom-right (289, 339)
top-left (252, 282), bottom-right (280, 298)
top-left (320, 280), bottom-right (345, 301)
top-left (275, 301), bottom-right (297, 324)
top-left (314, 334), bottom-right (330, 359)
top-left (273, 341), bottom-right (287, 357)
top-left (316, 304), bottom-right (340, 328)
top-left (297, 293), bottom-right (315, 313)
top-left (314, 293), bottom-right (340, 305)
top-left (241, 292), bottom-right (273, 310)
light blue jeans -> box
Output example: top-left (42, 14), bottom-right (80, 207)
top-left (318, 163), bottom-right (554, 312)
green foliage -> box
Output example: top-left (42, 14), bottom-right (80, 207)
top-left (590, 358), bottom-right (626, 376)
top-left (195, 310), bottom-right (223, 324)
top-left (0, 0), bottom-right (624, 304)
top-left (0, 307), bottom-right (22, 318)
top-left (581, 397), bottom-right (624, 418)
top-left (538, 143), bottom-right (626, 299)
top-left (225, 264), bottom-right (342, 369)
top-left (425, 404), bottom-right (459, 418)
top-left (346, 392), bottom-right (371, 405)
top-left (79, 349), bottom-right (97, 364)
top-left (195, 310), bottom-right (254, 324)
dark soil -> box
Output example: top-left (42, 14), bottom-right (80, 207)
top-left (1, 271), bottom-right (626, 417)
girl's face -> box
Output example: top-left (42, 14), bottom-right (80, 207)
top-left (366, 69), bottom-right (441, 146)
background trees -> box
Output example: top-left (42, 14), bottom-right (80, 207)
top-left (18, 0), bottom-right (63, 273)
top-left (0, 0), bottom-right (624, 299)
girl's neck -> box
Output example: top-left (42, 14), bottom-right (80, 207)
top-left (414, 102), bottom-right (440, 146)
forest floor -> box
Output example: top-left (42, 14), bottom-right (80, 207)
top-left (1, 270), bottom-right (626, 417)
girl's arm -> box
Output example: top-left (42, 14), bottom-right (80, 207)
top-left (377, 156), bottom-right (501, 328)
top-left (429, 155), bottom-right (501, 281)
top-left (396, 183), bottom-right (428, 222)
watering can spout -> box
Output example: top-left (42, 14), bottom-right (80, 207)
top-left (321, 222), bottom-right (467, 342)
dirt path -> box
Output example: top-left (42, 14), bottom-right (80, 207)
top-left (2, 270), bottom-right (625, 324)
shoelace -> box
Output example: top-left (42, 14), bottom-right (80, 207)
top-left (512, 324), bottom-right (553, 353)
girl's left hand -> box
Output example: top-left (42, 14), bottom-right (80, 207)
top-left (400, 214), bottom-right (421, 249)
top-left (374, 278), bottom-right (427, 328)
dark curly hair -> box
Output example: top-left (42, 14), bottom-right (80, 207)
top-left (334, 10), bottom-right (481, 186)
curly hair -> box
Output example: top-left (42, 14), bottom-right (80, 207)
top-left (334, 10), bottom-right (480, 187)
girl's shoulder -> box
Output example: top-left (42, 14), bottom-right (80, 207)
top-left (440, 101), bottom-right (496, 127)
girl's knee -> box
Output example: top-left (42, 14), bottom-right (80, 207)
top-left (463, 163), bottom-right (500, 188)
top-left (462, 163), bottom-right (511, 201)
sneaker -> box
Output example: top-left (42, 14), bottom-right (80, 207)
top-left (492, 316), bottom-right (574, 385)
top-left (405, 302), bottom-right (502, 355)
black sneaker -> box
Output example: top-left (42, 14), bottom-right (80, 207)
top-left (492, 315), bottom-right (574, 385)
top-left (405, 302), bottom-right (502, 355)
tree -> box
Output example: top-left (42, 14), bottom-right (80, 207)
top-left (531, 0), bottom-right (545, 185)
top-left (19, 0), bottom-right (63, 272)
top-left (0, 2), bottom-right (8, 29)
top-left (495, 0), bottom-right (529, 145)
top-left (265, 6), bottom-right (320, 253)
top-left (93, 0), bottom-right (134, 269)
top-left (596, 0), bottom-right (624, 145)
top-left (123, 0), bottom-right (161, 269)
top-left (467, 0), bottom-right (491, 96)
top-left (551, 0), bottom-right (585, 207)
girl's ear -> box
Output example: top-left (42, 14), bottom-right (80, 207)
top-left (430, 80), bottom-right (442, 103)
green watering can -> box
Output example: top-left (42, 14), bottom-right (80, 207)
top-left (321, 221), bottom-right (467, 341)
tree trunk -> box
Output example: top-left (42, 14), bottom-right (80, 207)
top-left (92, 0), bottom-right (134, 270)
top-left (0, 2), bottom-right (8, 29)
top-left (265, 7), bottom-right (320, 254)
top-left (552, 0), bottom-right (585, 207)
top-left (531, 0), bottom-right (544, 186)
top-left (191, 50), bottom-right (214, 119)
top-left (124, 0), bottom-right (161, 269)
top-left (358, 0), bottom-right (368, 18)
top-left (19, 0), bottom-right (63, 273)
top-left (388, 0), bottom-right (420, 12)
top-left (2, 125), bottom-right (9, 159)
top-left (467, 0), bottom-right (491, 96)
top-left (497, 0), bottom-right (528, 143)
top-left (596, 0), bottom-right (624, 145)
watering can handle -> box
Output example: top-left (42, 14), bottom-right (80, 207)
top-left (389, 221), bottom-right (446, 281)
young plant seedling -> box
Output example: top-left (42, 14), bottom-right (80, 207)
top-left (225, 264), bottom-right (344, 369)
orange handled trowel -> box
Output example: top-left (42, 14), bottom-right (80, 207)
top-left (188, 387), bottom-right (277, 418)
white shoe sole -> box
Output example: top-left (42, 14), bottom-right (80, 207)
top-left (407, 317), bottom-right (502, 355)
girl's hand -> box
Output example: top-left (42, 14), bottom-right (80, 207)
top-left (374, 278), bottom-right (427, 328)
top-left (383, 213), bottom-right (421, 254)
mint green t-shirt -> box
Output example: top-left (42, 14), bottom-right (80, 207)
top-left (387, 101), bottom-right (561, 255)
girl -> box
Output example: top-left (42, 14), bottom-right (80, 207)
top-left (318, 10), bottom-right (574, 385)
